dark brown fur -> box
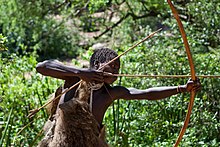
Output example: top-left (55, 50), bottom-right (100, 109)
top-left (48, 99), bottom-right (106, 147)
top-left (38, 81), bottom-right (108, 147)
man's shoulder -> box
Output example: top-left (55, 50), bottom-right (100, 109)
top-left (108, 85), bottom-right (130, 99)
top-left (104, 84), bottom-right (127, 91)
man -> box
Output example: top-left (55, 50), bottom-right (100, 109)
top-left (36, 48), bottom-right (201, 146)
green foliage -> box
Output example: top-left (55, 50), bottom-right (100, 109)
top-left (0, 34), bottom-right (8, 51)
top-left (89, 0), bottom-right (110, 13)
top-left (0, 53), bottom-right (63, 146)
top-left (0, 0), bottom-right (81, 59)
top-left (186, 0), bottom-right (220, 49)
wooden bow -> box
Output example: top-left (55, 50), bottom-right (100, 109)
top-left (167, 0), bottom-right (197, 146)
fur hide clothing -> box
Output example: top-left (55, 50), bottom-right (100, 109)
top-left (38, 81), bottom-right (108, 147)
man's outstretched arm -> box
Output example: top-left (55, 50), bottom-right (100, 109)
top-left (114, 79), bottom-right (201, 100)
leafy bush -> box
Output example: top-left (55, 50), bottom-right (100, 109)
top-left (0, 53), bottom-right (62, 146)
top-left (0, 0), bottom-right (82, 59)
top-left (0, 34), bottom-right (8, 51)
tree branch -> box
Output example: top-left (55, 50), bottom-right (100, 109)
top-left (94, 13), bottom-right (130, 39)
top-left (94, 10), bottom-right (161, 39)
top-left (42, 0), bottom-right (69, 18)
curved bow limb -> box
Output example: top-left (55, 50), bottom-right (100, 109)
top-left (167, 0), bottom-right (197, 146)
top-left (174, 91), bottom-right (196, 147)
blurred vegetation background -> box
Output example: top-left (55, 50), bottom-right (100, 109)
top-left (0, 0), bottom-right (219, 146)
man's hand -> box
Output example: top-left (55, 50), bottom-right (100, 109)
top-left (184, 78), bottom-right (201, 92)
top-left (79, 69), bottom-right (104, 83)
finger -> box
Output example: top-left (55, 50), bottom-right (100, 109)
top-left (195, 86), bottom-right (202, 91)
top-left (188, 81), bottom-right (194, 85)
top-left (195, 77), bottom-right (200, 83)
top-left (92, 70), bottom-right (102, 76)
top-left (92, 76), bottom-right (103, 82)
top-left (193, 82), bottom-right (201, 87)
top-left (96, 69), bottom-right (104, 73)
top-left (191, 87), bottom-right (197, 92)
top-left (192, 84), bottom-right (201, 89)
top-left (103, 72), bottom-right (113, 76)
top-left (93, 74), bottom-right (104, 80)
top-left (90, 71), bottom-right (102, 77)
top-left (192, 86), bottom-right (201, 92)
top-left (93, 76), bottom-right (104, 82)
top-left (193, 78), bottom-right (201, 86)
top-left (188, 78), bottom-right (193, 82)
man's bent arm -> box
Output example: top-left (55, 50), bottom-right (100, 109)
top-left (36, 60), bottom-right (82, 80)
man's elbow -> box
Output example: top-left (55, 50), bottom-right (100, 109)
top-left (36, 61), bottom-right (48, 74)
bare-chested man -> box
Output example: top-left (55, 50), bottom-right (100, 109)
top-left (36, 47), bottom-right (201, 127)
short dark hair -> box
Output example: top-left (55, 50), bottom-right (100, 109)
top-left (90, 48), bottom-right (119, 69)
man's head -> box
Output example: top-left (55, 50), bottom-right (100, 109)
top-left (90, 48), bottom-right (119, 69)
top-left (90, 48), bottom-right (120, 84)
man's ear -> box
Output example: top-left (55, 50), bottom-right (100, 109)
top-left (94, 60), bottom-right (100, 70)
